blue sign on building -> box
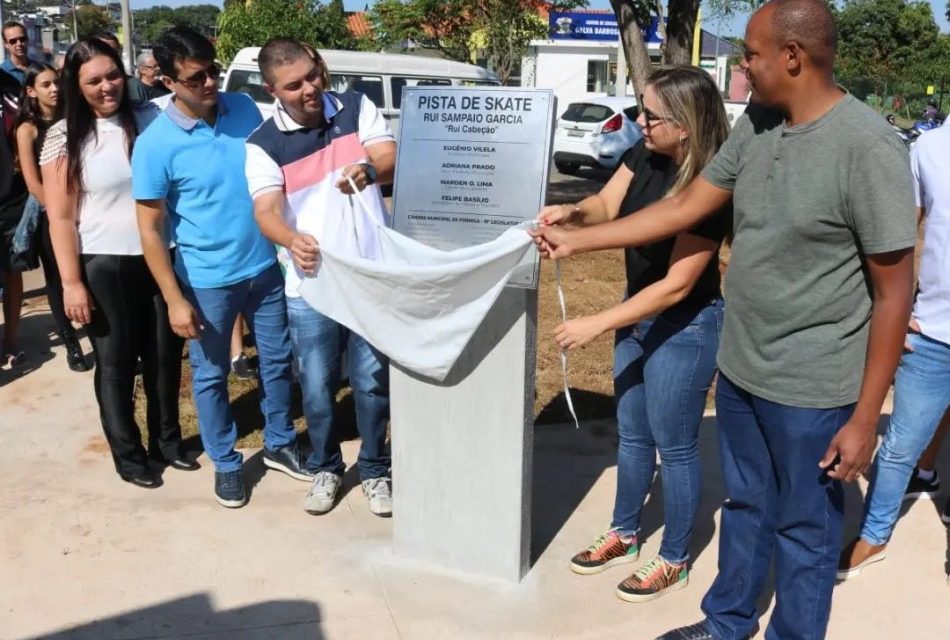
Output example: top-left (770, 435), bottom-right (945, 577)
top-left (548, 12), bottom-right (664, 45)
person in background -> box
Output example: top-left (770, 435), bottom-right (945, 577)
top-left (41, 39), bottom-right (193, 488)
top-left (230, 315), bottom-right (255, 379)
top-left (131, 52), bottom-right (170, 103)
top-left (838, 112), bottom-right (950, 580)
top-left (14, 62), bottom-right (89, 372)
top-left (0, 66), bottom-right (28, 367)
top-left (133, 27), bottom-right (307, 509)
top-left (246, 37), bottom-right (396, 517)
top-left (543, 66), bottom-right (730, 603)
top-left (1, 22), bottom-right (37, 85)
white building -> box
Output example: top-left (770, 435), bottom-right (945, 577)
top-left (522, 10), bottom-right (739, 116)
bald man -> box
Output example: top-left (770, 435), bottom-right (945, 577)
top-left (531, 1), bottom-right (916, 638)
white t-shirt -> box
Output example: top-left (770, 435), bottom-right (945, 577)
top-left (40, 115), bottom-right (144, 256)
top-left (911, 125), bottom-right (950, 344)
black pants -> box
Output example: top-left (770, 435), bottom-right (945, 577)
top-left (37, 215), bottom-right (73, 342)
top-left (81, 253), bottom-right (184, 478)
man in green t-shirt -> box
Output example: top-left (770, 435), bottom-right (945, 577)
top-left (532, 0), bottom-right (916, 638)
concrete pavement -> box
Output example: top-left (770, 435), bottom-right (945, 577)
top-left (2, 269), bottom-right (949, 640)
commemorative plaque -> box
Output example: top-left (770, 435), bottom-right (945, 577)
top-left (389, 87), bottom-right (556, 583)
top-left (391, 87), bottom-right (555, 287)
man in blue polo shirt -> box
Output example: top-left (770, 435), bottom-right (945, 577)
top-left (245, 38), bottom-right (396, 517)
top-left (132, 27), bottom-right (311, 508)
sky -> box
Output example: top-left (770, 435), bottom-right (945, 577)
top-left (128, 0), bottom-right (950, 36)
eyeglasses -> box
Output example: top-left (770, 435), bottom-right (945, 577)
top-left (5, 36), bottom-right (28, 45)
top-left (639, 94), bottom-right (674, 129)
top-left (138, 64), bottom-right (160, 72)
top-left (175, 63), bottom-right (220, 89)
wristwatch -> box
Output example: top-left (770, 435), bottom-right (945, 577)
top-left (361, 162), bottom-right (377, 185)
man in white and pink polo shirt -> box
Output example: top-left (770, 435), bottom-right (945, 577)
top-left (245, 37), bottom-right (397, 518)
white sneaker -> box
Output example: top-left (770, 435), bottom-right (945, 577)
top-left (362, 477), bottom-right (392, 517)
top-left (304, 471), bottom-right (342, 515)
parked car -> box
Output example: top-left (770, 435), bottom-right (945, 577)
top-left (552, 97), bottom-right (642, 174)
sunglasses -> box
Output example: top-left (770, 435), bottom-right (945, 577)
top-left (175, 63), bottom-right (220, 89)
top-left (6, 36), bottom-right (28, 45)
top-left (638, 94), bottom-right (675, 129)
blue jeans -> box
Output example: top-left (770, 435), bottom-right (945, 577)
top-left (861, 331), bottom-right (950, 545)
top-left (286, 296), bottom-right (390, 479)
top-left (612, 298), bottom-right (723, 564)
top-left (702, 375), bottom-right (852, 640)
top-left (182, 263), bottom-right (296, 472)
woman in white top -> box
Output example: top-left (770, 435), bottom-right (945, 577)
top-left (41, 39), bottom-right (195, 488)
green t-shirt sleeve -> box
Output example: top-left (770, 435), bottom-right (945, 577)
top-left (701, 114), bottom-right (749, 192)
top-left (847, 134), bottom-right (918, 255)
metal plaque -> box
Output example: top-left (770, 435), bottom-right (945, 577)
top-left (391, 87), bottom-right (556, 288)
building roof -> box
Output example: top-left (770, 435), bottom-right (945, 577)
top-left (347, 11), bottom-right (372, 39)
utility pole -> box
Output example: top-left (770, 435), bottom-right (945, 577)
top-left (119, 0), bottom-right (133, 74)
top-left (0, 0), bottom-right (7, 63)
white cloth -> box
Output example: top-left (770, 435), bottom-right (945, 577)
top-left (297, 196), bottom-right (535, 381)
top-left (40, 115), bottom-right (147, 255)
top-left (911, 125), bottom-right (950, 344)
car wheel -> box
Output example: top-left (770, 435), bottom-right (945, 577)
top-left (555, 161), bottom-right (579, 175)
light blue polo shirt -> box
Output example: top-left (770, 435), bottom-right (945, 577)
top-left (131, 92), bottom-right (276, 288)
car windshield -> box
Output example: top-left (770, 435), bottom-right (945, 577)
top-left (561, 103), bottom-right (615, 123)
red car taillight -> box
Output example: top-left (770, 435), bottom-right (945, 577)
top-left (601, 113), bottom-right (623, 134)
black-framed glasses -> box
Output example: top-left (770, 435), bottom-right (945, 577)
top-left (175, 63), bottom-right (220, 89)
top-left (5, 36), bottom-right (28, 45)
top-left (639, 94), bottom-right (674, 129)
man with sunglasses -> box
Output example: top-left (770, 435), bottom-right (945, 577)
top-left (132, 27), bottom-right (309, 509)
top-left (1, 22), bottom-right (37, 86)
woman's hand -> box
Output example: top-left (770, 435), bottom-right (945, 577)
top-left (904, 316), bottom-right (921, 351)
top-left (529, 224), bottom-right (575, 260)
top-left (536, 203), bottom-right (579, 226)
top-left (554, 315), bottom-right (608, 350)
top-left (63, 282), bottom-right (95, 325)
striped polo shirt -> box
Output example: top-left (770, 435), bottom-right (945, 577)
top-left (245, 90), bottom-right (394, 298)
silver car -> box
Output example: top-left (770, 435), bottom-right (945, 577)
top-left (553, 97), bottom-right (643, 174)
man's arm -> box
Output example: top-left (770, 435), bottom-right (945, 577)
top-left (253, 190), bottom-right (319, 274)
top-left (336, 139), bottom-right (396, 194)
top-left (136, 199), bottom-right (202, 339)
top-left (819, 248), bottom-right (915, 482)
top-left (531, 176), bottom-right (732, 259)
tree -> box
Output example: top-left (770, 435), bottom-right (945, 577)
top-left (609, 0), bottom-right (764, 99)
top-left (73, 5), bottom-right (115, 41)
top-left (369, 1), bottom-right (585, 85)
top-left (133, 5), bottom-right (221, 46)
top-left (836, 0), bottom-right (941, 96)
top-left (216, 0), bottom-right (358, 63)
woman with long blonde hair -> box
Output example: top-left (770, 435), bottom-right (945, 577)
top-left (538, 66), bottom-right (731, 602)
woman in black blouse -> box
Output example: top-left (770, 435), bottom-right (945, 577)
top-left (538, 66), bottom-right (731, 603)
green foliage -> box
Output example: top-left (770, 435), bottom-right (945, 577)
top-left (216, 0), bottom-right (358, 64)
top-left (73, 5), bottom-right (115, 41)
top-left (131, 5), bottom-right (221, 46)
top-left (368, 1), bottom-right (585, 84)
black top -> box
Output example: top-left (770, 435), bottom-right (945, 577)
top-left (0, 69), bottom-right (27, 223)
top-left (618, 140), bottom-right (731, 312)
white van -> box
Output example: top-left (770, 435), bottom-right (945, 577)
top-left (223, 47), bottom-right (500, 135)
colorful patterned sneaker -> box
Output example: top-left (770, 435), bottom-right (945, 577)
top-left (616, 555), bottom-right (688, 603)
top-left (904, 467), bottom-right (940, 501)
top-left (569, 528), bottom-right (639, 575)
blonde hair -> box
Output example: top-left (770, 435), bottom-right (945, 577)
top-left (646, 66), bottom-right (730, 197)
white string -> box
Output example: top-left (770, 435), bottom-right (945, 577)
top-left (553, 258), bottom-right (580, 429)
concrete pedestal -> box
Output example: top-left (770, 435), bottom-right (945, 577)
top-left (390, 287), bottom-right (538, 583)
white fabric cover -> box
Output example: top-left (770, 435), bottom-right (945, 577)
top-left (297, 216), bottom-right (535, 381)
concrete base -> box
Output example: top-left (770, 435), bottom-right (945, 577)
top-left (390, 287), bottom-right (538, 583)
